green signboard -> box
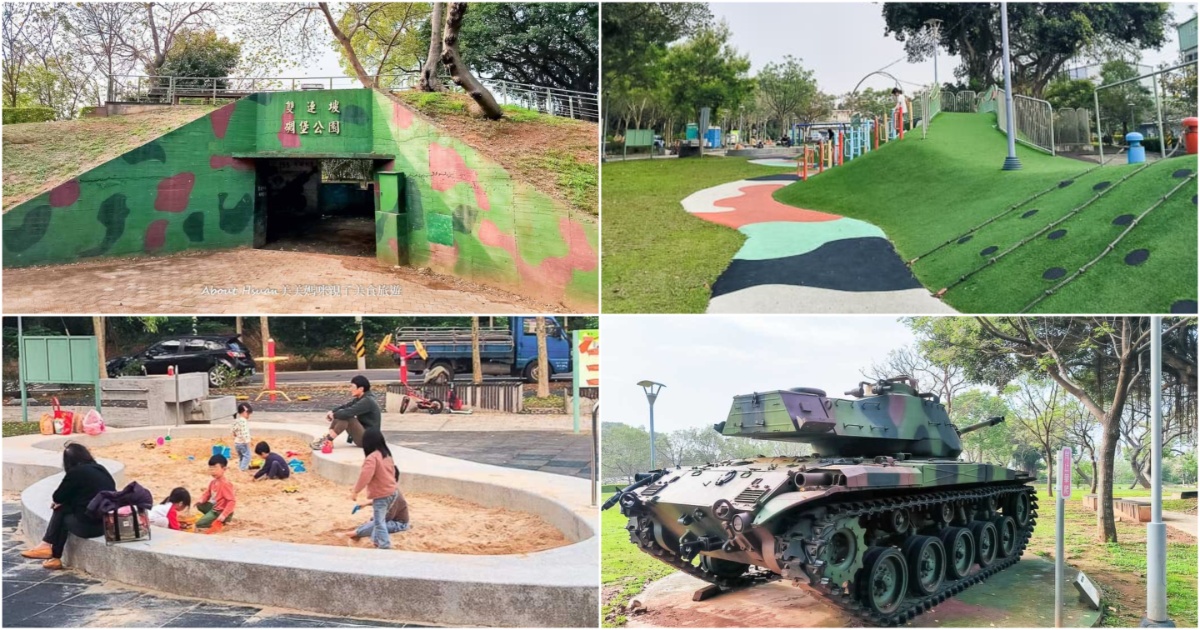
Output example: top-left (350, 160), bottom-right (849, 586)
top-left (19, 335), bottom-right (102, 421)
top-left (571, 329), bottom-right (599, 433)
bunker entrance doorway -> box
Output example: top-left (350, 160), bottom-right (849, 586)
top-left (256, 158), bottom-right (378, 258)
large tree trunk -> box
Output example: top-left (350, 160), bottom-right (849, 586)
top-left (1045, 447), bottom-right (1054, 498)
top-left (319, 2), bottom-right (374, 89)
top-left (1090, 459), bottom-right (1098, 494)
top-left (441, 3), bottom-right (502, 120)
top-left (1097, 418), bottom-right (1120, 542)
top-left (420, 3), bottom-right (444, 92)
top-left (259, 316), bottom-right (270, 359)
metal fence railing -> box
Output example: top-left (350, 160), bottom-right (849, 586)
top-left (1053, 107), bottom-right (1092, 150)
top-left (990, 86), bottom-right (1055, 154)
top-left (108, 74), bottom-right (599, 122)
top-left (1094, 60), bottom-right (1197, 164)
top-left (943, 90), bottom-right (978, 113)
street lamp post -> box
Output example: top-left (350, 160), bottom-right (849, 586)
top-left (999, 2), bottom-right (1022, 170)
top-left (1141, 315), bottom-right (1174, 627)
top-left (638, 380), bottom-right (665, 469)
top-left (925, 18), bottom-right (943, 88)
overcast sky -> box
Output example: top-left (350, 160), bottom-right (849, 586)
top-left (707, 1), bottom-right (1197, 94)
top-left (601, 316), bottom-right (916, 435)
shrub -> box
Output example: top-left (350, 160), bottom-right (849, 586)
top-left (80, 106), bottom-right (102, 117)
top-left (3, 107), bottom-right (55, 124)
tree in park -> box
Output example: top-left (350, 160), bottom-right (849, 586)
top-left (908, 316), bottom-right (1195, 543)
top-left (454, 2), bottom-right (598, 94)
top-left (601, 422), bottom-right (653, 484)
top-left (120, 2), bottom-right (219, 77)
top-left (332, 2), bottom-right (430, 84)
top-left (863, 343), bottom-right (969, 414)
top-left (1007, 377), bottom-right (1068, 497)
top-left (64, 2), bottom-right (140, 102)
top-left (158, 29), bottom-right (241, 90)
top-left (1043, 76), bottom-right (1096, 110)
top-left (882, 3), bottom-right (1170, 98)
top-left (756, 56), bottom-right (818, 137)
top-left (660, 23), bottom-right (754, 129)
top-left (269, 317), bottom-right (358, 370)
top-left (233, 2), bottom-right (502, 119)
top-left (947, 388), bottom-right (1013, 465)
top-left (1096, 59), bottom-right (1155, 141)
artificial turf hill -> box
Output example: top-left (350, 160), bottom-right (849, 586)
top-left (774, 112), bottom-right (1197, 314)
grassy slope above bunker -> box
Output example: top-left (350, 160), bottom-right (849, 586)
top-left (393, 92), bottom-right (597, 217)
top-left (772, 112), bottom-right (1197, 313)
top-left (2, 106), bottom-right (217, 211)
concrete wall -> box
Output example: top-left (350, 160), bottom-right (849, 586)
top-left (371, 92), bottom-right (598, 308)
top-left (4, 100), bottom-right (258, 267)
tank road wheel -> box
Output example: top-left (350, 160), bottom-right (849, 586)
top-left (1007, 491), bottom-right (1032, 528)
top-left (857, 547), bottom-right (908, 617)
top-left (992, 516), bottom-right (1018, 558)
top-left (885, 508), bottom-right (910, 534)
top-left (700, 555), bottom-right (750, 579)
top-left (820, 520), bottom-right (868, 589)
top-left (969, 521), bottom-right (998, 568)
top-left (902, 535), bottom-right (946, 596)
top-left (933, 502), bottom-right (954, 525)
top-left (938, 526), bottom-right (975, 580)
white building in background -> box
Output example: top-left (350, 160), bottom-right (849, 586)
top-left (1062, 62), bottom-right (1154, 83)
top-left (1178, 14), bottom-right (1197, 63)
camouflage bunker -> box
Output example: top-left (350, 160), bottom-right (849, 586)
top-left (2, 89), bottom-right (597, 308)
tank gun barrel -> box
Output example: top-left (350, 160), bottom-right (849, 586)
top-left (601, 470), bottom-right (666, 511)
top-left (957, 416), bottom-right (1005, 436)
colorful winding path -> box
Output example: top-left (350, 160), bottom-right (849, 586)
top-left (681, 173), bottom-right (956, 314)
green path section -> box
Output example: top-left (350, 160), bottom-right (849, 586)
top-left (734, 219), bottom-right (884, 260)
top-left (601, 158), bottom-right (792, 313)
top-left (773, 112), bottom-right (1196, 313)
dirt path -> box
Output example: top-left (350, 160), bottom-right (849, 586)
top-left (94, 437), bottom-right (569, 555)
top-left (3, 248), bottom-right (560, 314)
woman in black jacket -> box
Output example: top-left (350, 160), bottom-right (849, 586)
top-left (20, 443), bottom-right (116, 569)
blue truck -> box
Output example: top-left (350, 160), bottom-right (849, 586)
top-left (392, 316), bottom-right (571, 382)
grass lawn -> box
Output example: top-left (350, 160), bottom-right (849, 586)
top-left (772, 112), bottom-right (1196, 313)
top-left (2, 421), bottom-right (40, 438)
top-left (2, 106), bottom-right (216, 211)
top-left (601, 506), bottom-right (675, 627)
top-left (1027, 489), bottom-right (1198, 627)
top-left (601, 157), bottom-right (792, 312)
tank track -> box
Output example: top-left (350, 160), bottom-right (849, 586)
top-left (627, 482), bottom-right (1037, 626)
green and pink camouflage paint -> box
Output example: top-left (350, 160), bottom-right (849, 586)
top-left (2, 88), bottom-right (597, 308)
top-left (606, 376), bottom-right (1036, 626)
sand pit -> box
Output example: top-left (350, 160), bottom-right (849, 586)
top-left (94, 437), bottom-right (569, 555)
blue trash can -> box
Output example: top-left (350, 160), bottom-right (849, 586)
top-left (1126, 132), bottom-right (1145, 164)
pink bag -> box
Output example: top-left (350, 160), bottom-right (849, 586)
top-left (82, 409), bottom-right (106, 436)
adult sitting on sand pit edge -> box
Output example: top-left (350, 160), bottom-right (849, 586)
top-left (20, 443), bottom-right (116, 570)
top-left (311, 375), bottom-right (381, 450)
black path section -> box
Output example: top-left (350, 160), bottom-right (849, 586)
top-left (2, 503), bottom-right (424, 628)
top-left (710, 237), bottom-right (923, 297)
top-left (1171, 300), bottom-right (1198, 314)
top-left (1125, 249), bottom-right (1150, 266)
top-left (1043, 267), bottom-right (1066, 280)
top-left (747, 174), bottom-right (801, 182)
top-left (1048, 229), bottom-right (1067, 240)
top-left (1093, 181), bottom-right (1111, 191)
top-left (1113, 214), bottom-right (1134, 226)
top-left (384, 430), bottom-right (592, 479)
top-left (1172, 169), bottom-right (1193, 178)
top-left (957, 235), bottom-right (973, 244)
top-left (1021, 209), bottom-right (1039, 218)
top-left (980, 246), bottom-right (998, 256)
top-left (1058, 179), bottom-right (1075, 188)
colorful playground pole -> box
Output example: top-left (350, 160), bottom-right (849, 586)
top-left (874, 118), bottom-right (880, 150)
top-left (266, 338), bottom-right (276, 402)
top-left (1184, 117), bottom-right (1198, 155)
top-left (837, 131), bottom-right (845, 165)
top-left (819, 142), bottom-right (825, 173)
top-left (1126, 132), bottom-right (1146, 164)
top-left (800, 146), bottom-right (809, 181)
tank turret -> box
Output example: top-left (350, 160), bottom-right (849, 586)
top-left (712, 376), bottom-right (1003, 459)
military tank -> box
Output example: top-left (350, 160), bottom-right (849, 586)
top-left (604, 376), bottom-right (1036, 626)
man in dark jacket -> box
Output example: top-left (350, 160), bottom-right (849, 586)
top-left (311, 375), bottom-right (381, 450)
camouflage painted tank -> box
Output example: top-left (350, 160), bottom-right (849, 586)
top-left (604, 376), bottom-right (1037, 626)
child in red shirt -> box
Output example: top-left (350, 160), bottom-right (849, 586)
top-left (195, 455), bottom-right (236, 531)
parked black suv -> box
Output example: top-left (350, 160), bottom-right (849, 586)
top-left (106, 336), bottom-right (256, 387)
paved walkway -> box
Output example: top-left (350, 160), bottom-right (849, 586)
top-left (680, 173), bottom-right (955, 314)
top-left (387, 430), bottom-right (593, 479)
top-left (2, 248), bottom-right (558, 314)
top-left (1162, 510), bottom-right (1197, 537)
top-left (2, 504), bottom-right (426, 628)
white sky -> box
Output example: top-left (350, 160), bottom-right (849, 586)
top-left (707, 1), bottom-right (1198, 95)
top-left (600, 316), bottom-right (916, 434)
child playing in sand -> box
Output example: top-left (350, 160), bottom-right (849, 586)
top-left (195, 455), bottom-right (236, 531)
top-left (350, 428), bottom-right (403, 549)
top-left (351, 489), bottom-right (410, 540)
top-left (252, 441), bottom-right (290, 481)
top-left (150, 488), bottom-right (191, 530)
top-left (232, 403), bottom-right (253, 472)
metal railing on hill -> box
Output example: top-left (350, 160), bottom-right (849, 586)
top-left (108, 74), bottom-right (598, 121)
top-left (947, 88), bottom-right (1094, 155)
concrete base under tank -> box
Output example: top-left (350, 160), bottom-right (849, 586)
top-left (626, 557), bottom-right (1101, 628)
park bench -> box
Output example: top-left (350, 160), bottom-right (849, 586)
top-left (1113, 498), bottom-right (1151, 523)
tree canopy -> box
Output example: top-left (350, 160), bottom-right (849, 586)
top-left (883, 3), bottom-right (1171, 97)
top-left (456, 2), bottom-right (598, 94)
